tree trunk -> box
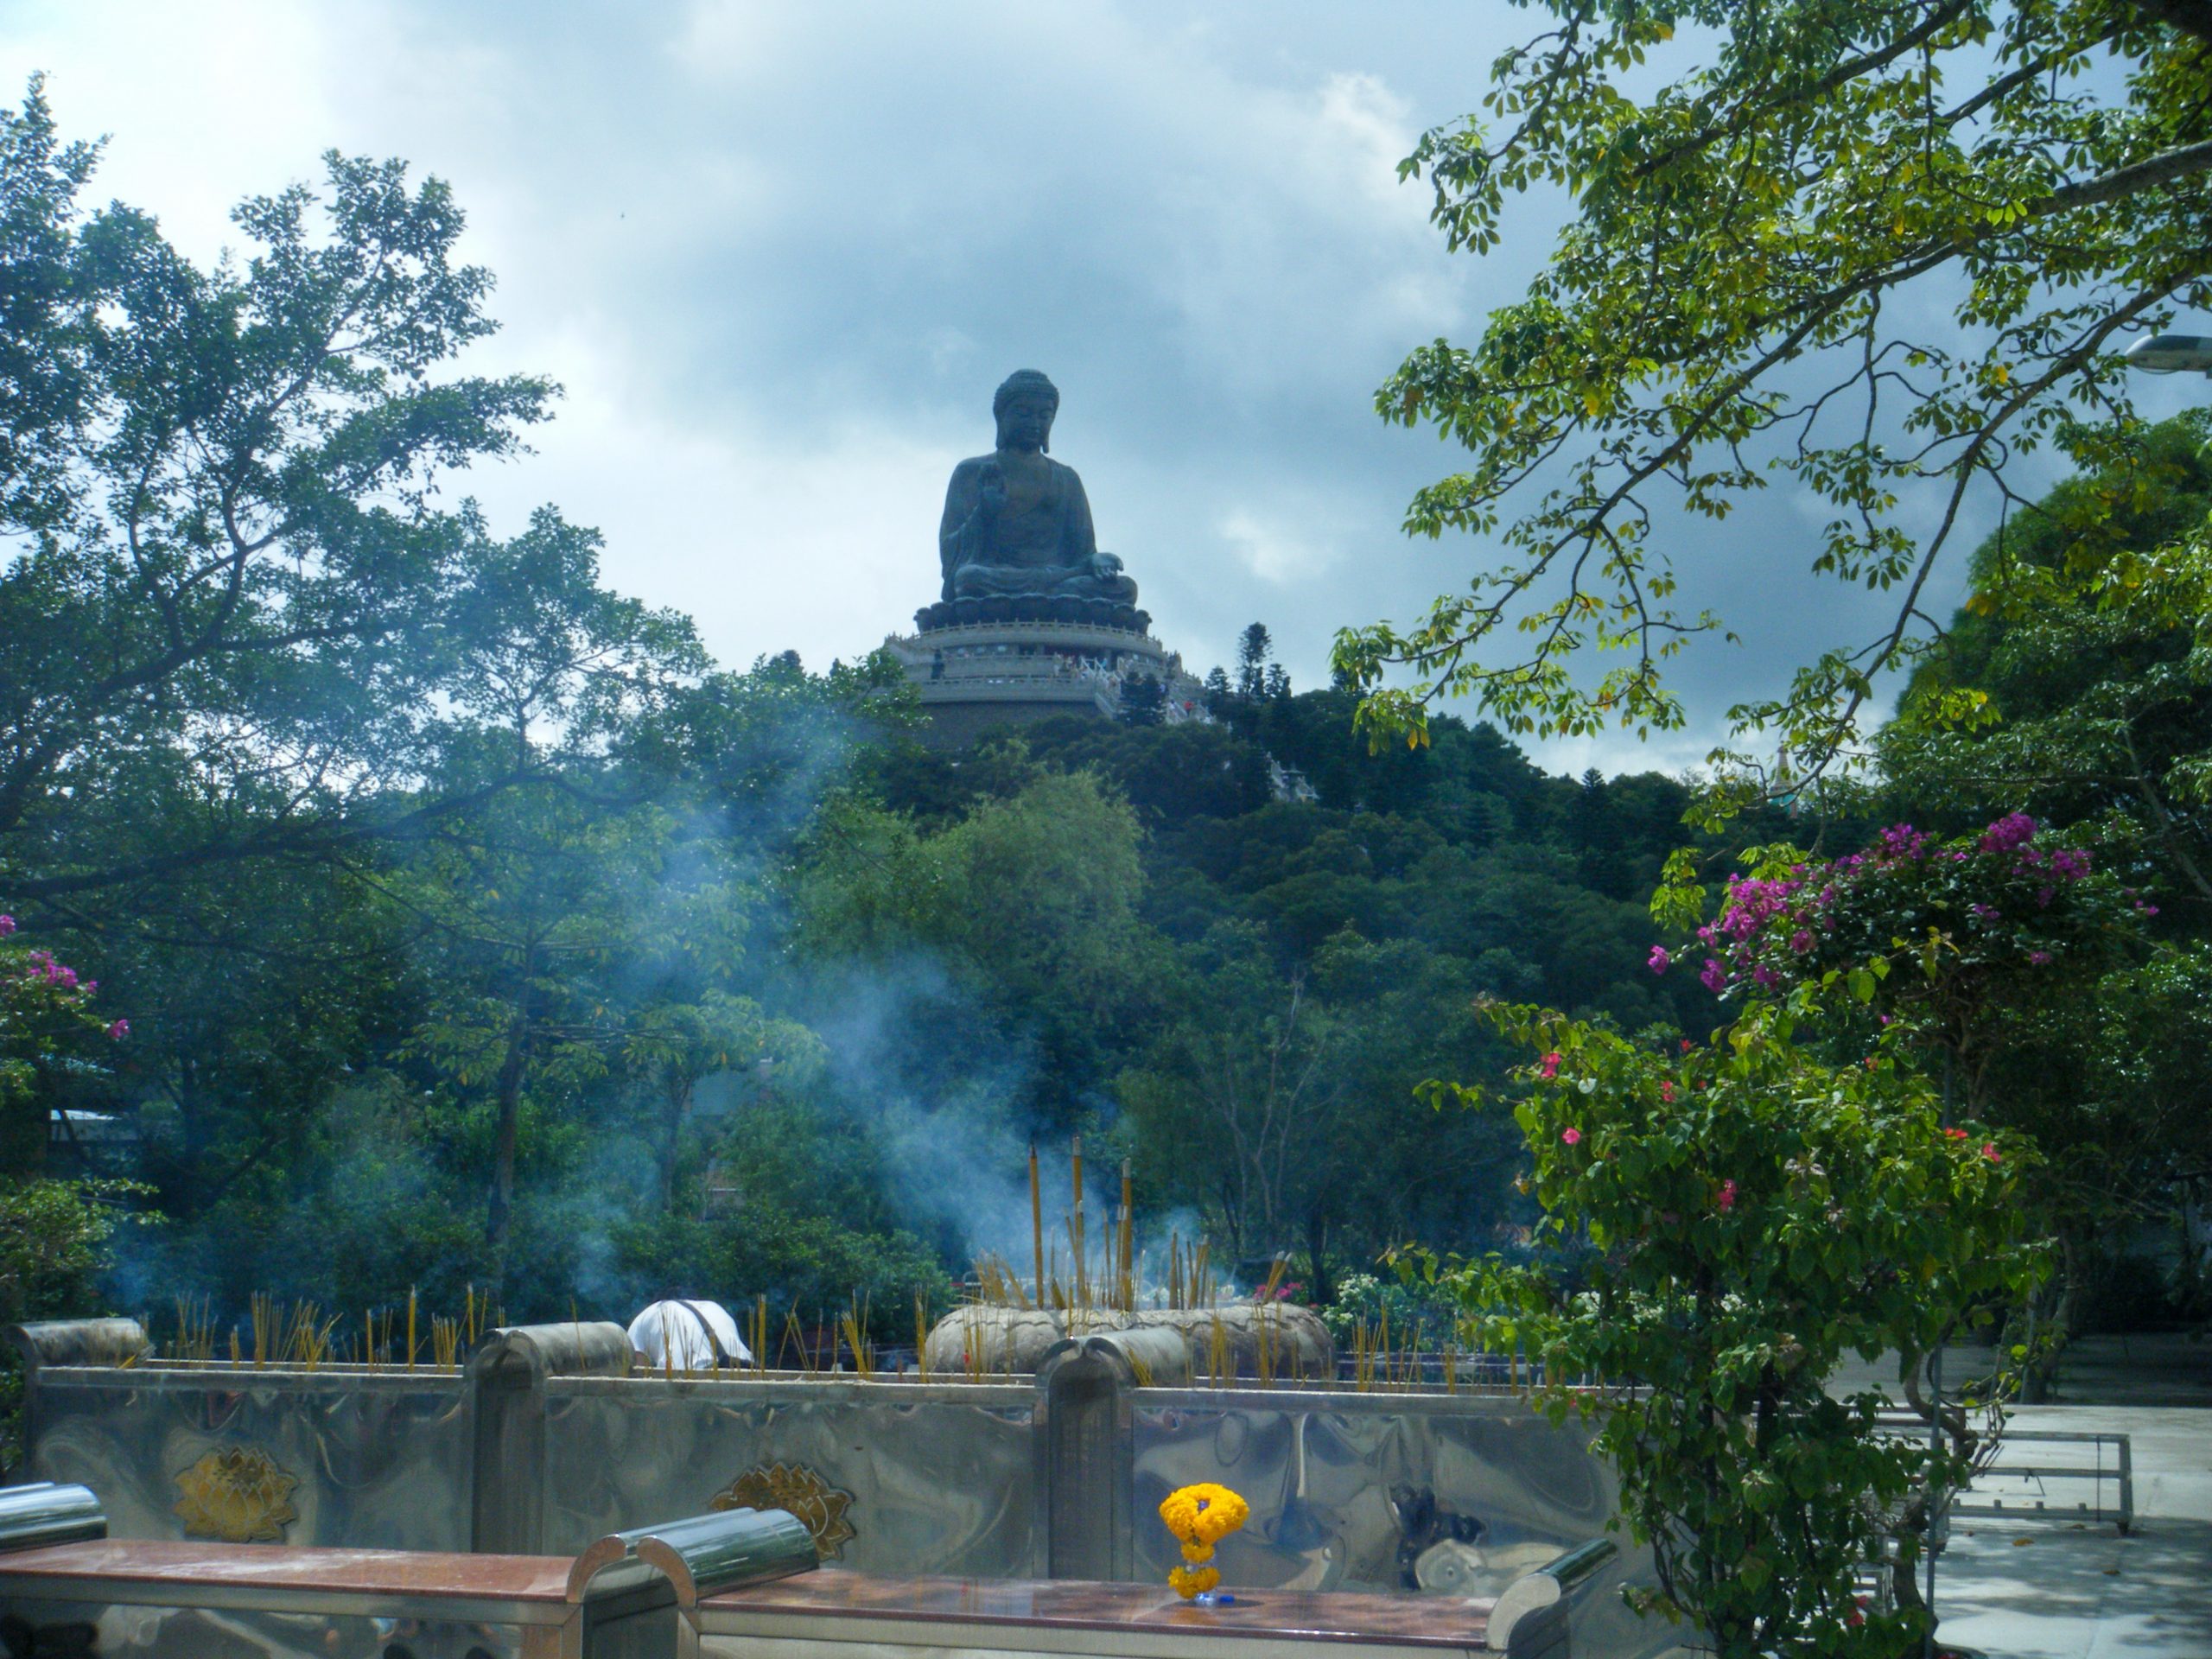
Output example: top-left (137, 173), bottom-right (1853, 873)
top-left (2018, 1230), bottom-right (2086, 1402)
top-left (658, 1077), bottom-right (689, 1212)
top-left (1302, 1210), bottom-right (1333, 1309)
top-left (484, 945), bottom-right (538, 1262)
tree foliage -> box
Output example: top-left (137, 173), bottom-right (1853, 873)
top-left (0, 79), bottom-right (556, 900)
top-left (1334, 1), bottom-right (2212, 813)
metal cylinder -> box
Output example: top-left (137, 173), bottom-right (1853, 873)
top-left (0, 1482), bottom-right (105, 1551)
top-left (568, 1506), bottom-right (818, 1608)
top-left (3, 1319), bottom-right (151, 1369)
top-left (467, 1321), bottom-right (633, 1382)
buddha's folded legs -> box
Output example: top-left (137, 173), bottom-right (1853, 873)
top-left (950, 563), bottom-right (1138, 604)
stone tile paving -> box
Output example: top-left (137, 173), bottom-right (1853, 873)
top-left (1865, 1335), bottom-right (2212, 1658)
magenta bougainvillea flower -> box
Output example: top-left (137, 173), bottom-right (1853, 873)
top-left (1693, 812), bottom-right (2126, 1014)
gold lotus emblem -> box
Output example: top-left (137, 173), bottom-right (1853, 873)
top-left (711, 1461), bottom-right (855, 1560)
top-left (173, 1444), bottom-right (299, 1542)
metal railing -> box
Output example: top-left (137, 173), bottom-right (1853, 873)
top-left (1949, 1428), bottom-right (2133, 1534)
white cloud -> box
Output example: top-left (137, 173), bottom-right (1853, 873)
top-left (1217, 507), bottom-right (1336, 585)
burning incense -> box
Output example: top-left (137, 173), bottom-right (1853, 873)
top-left (1119, 1160), bottom-right (1134, 1311)
top-left (1070, 1137), bottom-right (1086, 1312)
top-left (1029, 1142), bottom-right (1045, 1305)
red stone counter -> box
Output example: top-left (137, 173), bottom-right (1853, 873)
top-left (698, 1568), bottom-right (1499, 1656)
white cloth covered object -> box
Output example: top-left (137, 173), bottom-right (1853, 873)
top-left (627, 1299), bottom-right (752, 1370)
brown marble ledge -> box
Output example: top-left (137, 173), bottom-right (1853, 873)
top-left (703, 1570), bottom-right (1496, 1649)
top-left (0, 1539), bottom-right (575, 1603)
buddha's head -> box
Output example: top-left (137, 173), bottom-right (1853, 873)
top-left (993, 370), bottom-right (1058, 454)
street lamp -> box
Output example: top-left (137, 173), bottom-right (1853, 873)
top-left (2123, 334), bottom-right (2212, 375)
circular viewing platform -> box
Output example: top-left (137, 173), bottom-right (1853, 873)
top-left (884, 616), bottom-right (1207, 747)
top-left (913, 594), bottom-right (1151, 633)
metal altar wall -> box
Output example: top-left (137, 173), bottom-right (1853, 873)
top-left (14, 1362), bottom-right (474, 1552)
top-left (529, 1375), bottom-right (1040, 1575)
top-left (9, 1319), bottom-right (1647, 1611)
top-left (1131, 1388), bottom-right (1613, 1592)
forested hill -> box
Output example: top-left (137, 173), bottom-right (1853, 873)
top-left (876, 689), bottom-right (1738, 1018)
top-left (828, 687), bottom-right (1781, 1306)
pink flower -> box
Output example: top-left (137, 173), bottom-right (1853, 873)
top-left (1680, 1039), bottom-right (1694, 1053)
top-left (1982, 1142), bottom-right (2001, 1163)
top-left (1699, 958), bottom-right (1727, 993)
top-left (1659, 1082), bottom-right (1675, 1103)
top-left (1539, 1052), bottom-right (1561, 1079)
top-left (1560, 1127), bottom-right (1582, 1146)
top-left (1943, 1128), bottom-right (1967, 1141)
top-left (1878, 823), bottom-right (1929, 861)
top-left (1648, 944), bottom-right (1671, 975)
top-left (2028, 950), bottom-right (2052, 966)
top-left (1717, 1179), bottom-right (1738, 1211)
top-left (1979, 812), bottom-right (2037, 854)
top-left (106, 1019), bottom-right (128, 1040)
top-left (1789, 930), bottom-right (1814, 953)
top-left (0, 914), bottom-right (14, 935)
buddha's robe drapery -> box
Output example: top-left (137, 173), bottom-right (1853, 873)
top-left (939, 453), bottom-right (1131, 601)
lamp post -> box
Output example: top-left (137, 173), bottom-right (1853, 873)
top-left (2123, 334), bottom-right (2212, 375)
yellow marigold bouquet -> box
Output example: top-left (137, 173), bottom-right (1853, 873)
top-left (1158, 1483), bottom-right (1249, 1599)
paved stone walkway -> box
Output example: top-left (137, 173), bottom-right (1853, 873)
top-left (1934, 1405), bottom-right (2211, 1658)
top-left (1820, 1335), bottom-right (2211, 1654)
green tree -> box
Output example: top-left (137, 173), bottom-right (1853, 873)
top-left (0, 79), bottom-right (103, 535)
top-left (1433, 995), bottom-right (2046, 1656)
top-left (1120, 925), bottom-right (1511, 1300)
top-left (0, 90), bottom-right (555, 900)
top-left (1886, 410), bottom-right (2212, 914)
top-left (0, 1176), bottom-right (146, 1474)
top-left (397, 509), bottom-right (703, 1262)
top-left (1235, 623), bottom-right (1274, 700)
top-left (795, 769), bottom-right (1161, 1132)
top-left (1333, 3), bottom-right (2212, 811)
top-left (623, 991), bottom-right (823, 1212)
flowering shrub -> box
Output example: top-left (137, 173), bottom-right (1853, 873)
top-left (1668, 816), bottom-right (2139, 1049)
top-left (1314, 1270), bottom-right (1467, 1349)
top-left (0, 917), bottom-right (127, 1166)
top-left (1415, 995), bottom-right (2046, 1657)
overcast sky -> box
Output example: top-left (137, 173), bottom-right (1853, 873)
top-left (8, 3), bottom-right (2203, 778)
